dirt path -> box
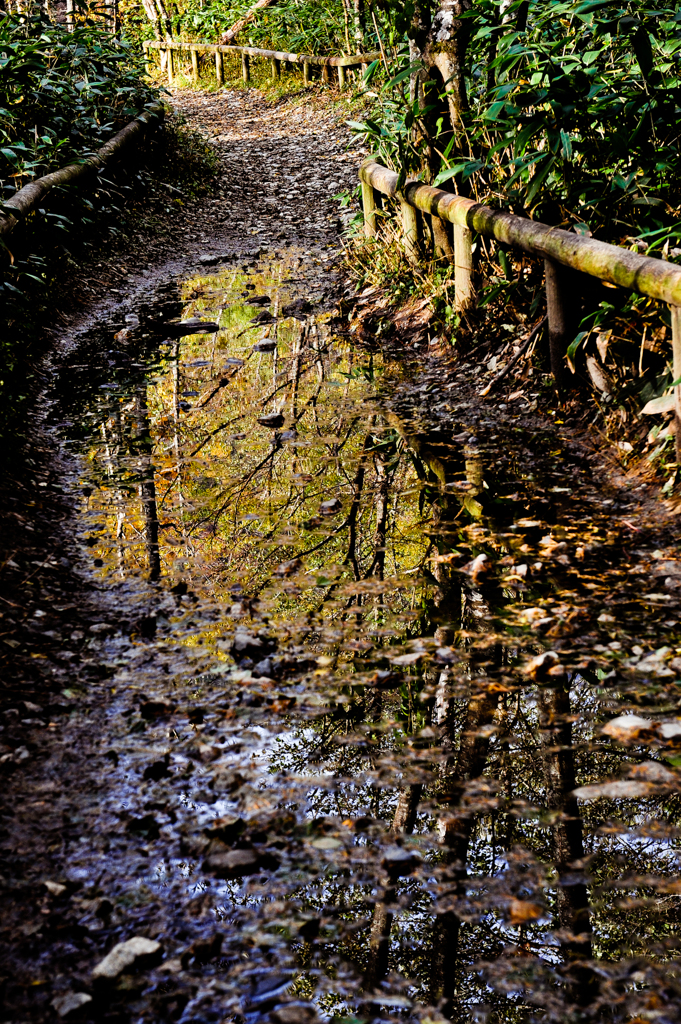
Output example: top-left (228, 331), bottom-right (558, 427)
top-left (3, 86), bottom-right (681, 1024)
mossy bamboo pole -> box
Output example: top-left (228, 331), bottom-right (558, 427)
top-left (215, 49), bottom-right (224, 86)
top-left (361, 180), bottom-right (377, 238)
top-left (432, 214), bottom-right (453, 261)
top-left (322, 63), bottom-right (330, 84)
top-left (545, 259), bottom-right (579, 391)
top-left (0, 103), bottom-right (165, 240)
top-left (271, 56), bottom-right (281, 80)
top-left (303, 60), bottom-right (310, 85)
top-left (144, 39), bottom-right (379, 65)
top-left (338, 64), bottom-right (346, 89)
top-left (191, 48), bottom-right (199, 82)
top-left (242, 53), bottom-right (251, 83)
top-left (400, 195), bottom-right (419, 264)
top-left (454, 224), bottom-right (474, 311)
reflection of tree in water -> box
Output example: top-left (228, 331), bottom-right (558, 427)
top-left (76, 262), bottom-right (681, 1023)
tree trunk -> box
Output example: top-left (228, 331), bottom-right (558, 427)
top-left (352, 0), bottom-right (365, 50)
top-left (219, 0), bottom-right (278, 45)
top-left (423, 0), bottom-right (472, 133)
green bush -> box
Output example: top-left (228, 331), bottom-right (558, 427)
top-left (124, 0), bottom-right (352, 56)
top-left (0, 11), bottom-right (158, 190)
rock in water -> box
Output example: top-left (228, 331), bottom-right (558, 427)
top-left (51, 992), bottom-right (93, 1018)
top-left (258, 412), bottom-right (285, 429)
top-left (92, 936), bottom-right (162, 980)
top-left (162, 319), bottom-right (221, 337)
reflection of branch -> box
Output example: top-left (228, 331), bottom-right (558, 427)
top-left (295, 516), bottom-right (352, 561)
top-left (196, 366), bottom-right (241, 409)
top-left (344, 430), bottom-right (373, 581)
top-left (186, 356), bottom-right (321, 461)
top-left (538, 685), bottom-right (595, 981)
top-left (188, 414), bottom-right (246, 458)
top-left (364, 783), bottom-right (423, 994)
top-left (192, 441), bottom-right (282, 533)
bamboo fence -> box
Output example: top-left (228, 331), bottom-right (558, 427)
top-left (359, 159), bottom-right (681, 453)
top-left (0, 103), bottom-right (165, 240)
top-left (143, 38), bottom-right (380, 89)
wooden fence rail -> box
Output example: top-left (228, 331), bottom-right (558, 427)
top-left (360, 158), bottom-right (681, 457)
top-left (143, 39), bottom-right (380, 90)
top-left (0, 102), bottom-right (165, 240)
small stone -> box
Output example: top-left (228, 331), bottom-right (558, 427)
top-left (258, 412), bottom-right (285, 429)
top-left (44, 880), bottom-right (67, 896)
top-left (51, 992), bottom-right (93, 1018)
top-left (203, 847), bottom-right (280, 878)
top-left (89, 622), bottom-right (115, 635)
top-left (92, 936), bottom-right (162, 980)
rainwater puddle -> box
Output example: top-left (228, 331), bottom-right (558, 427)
top-left (46, 251), bottom-right (681, 1023)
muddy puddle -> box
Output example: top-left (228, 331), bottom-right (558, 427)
top-left (34, 249), bottom-right (681, 1023)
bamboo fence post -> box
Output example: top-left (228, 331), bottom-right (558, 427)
top-left (454, 223), bottom-right (474, 311)
top-left (338, 64), bottom-right (346, 89)
top-left (322, 62), bottom-right (330, 85)
top-left (144, 43), bottom-right (155, 78)
top-left (303, 60), bottom-right (310, 85)
top-left (191, 48), bottom-right (199, 82)
top-left (271, 56), bottom-right (281, 80)
top-left (545, 258), bottom-right (579, 391)
top-left (215, 49), bottom-right (224, 87)
top-left (166, 46), bottom-right (173, 86)
top-left (432, 215), bottom-right (453, 261)
top-left (671, 305), bottom-right (681, 465)
top-left (400, 196), bottom-right (419, 264)
top-left (242, 53), bottom-right (251, 83)
top-left (362, 180), bottom-right (377, 237)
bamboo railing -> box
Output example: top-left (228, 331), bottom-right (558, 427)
top-left (143, 39), bottom-right (380, 90)
top-left (360, 158), bottom-right (681, 454)
top-left (0, 102), bottom-right (165, 240)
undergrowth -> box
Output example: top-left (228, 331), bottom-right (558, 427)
top-left (0, 112), bottom-right (216, 465)
top-left (0, 13), bottom-right (158, 186)
top-left (343, 216), bottom-right (679, 491)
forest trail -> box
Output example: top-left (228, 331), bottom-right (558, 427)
top-left (2, 88), bottom-right (681, 1024)
top-left (166, 87), bottom-right (362, 260)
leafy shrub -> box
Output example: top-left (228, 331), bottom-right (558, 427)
top-left (124, 0), bottom-right (352, 56)
top-left (0, 11), bottom-right (158, 191)
top-left (353, 1), bottom-right (681, 249)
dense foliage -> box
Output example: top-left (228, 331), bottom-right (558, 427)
top-left (0, 13), bottom-right (158, 189)
top-left (124, 0), bottom-right (358, 55)
top-left (356, 0), bottom-right (681, 249)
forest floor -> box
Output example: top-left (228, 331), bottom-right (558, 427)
top-left (2, 85), bottom-right (681, 1024)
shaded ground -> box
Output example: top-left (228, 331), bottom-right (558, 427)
top-left (2, 86), bottom-right (681, 1024)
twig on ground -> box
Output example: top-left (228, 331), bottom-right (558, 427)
top-left (479, 316), bottom-right (547, 397)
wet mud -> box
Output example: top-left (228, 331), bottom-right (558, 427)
top-left (3, 93), bottom-right (681, 1024)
